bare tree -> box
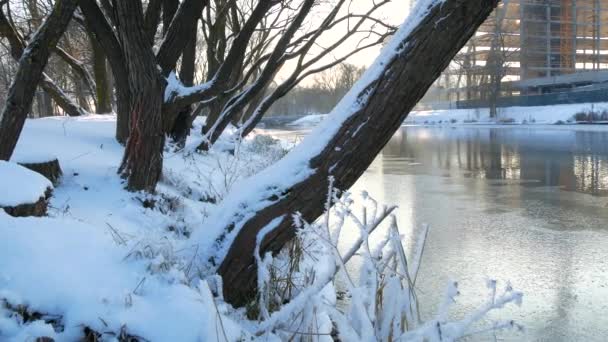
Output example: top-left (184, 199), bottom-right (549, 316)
top-left (0, 3), bottom-right (88, 118)
top-left (484, 4), bottom-right (518, 118)
top-left (0, 0), bottom-right (395, 191)
top-left (0, 0), bottom-right (79, 160)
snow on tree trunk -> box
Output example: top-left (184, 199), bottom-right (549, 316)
top-left (0, 0), bottom-right (79, 161)
top-left (203, 0), bottom-right (500, 306)
top-left (115, 1), bottom-right (165, 192)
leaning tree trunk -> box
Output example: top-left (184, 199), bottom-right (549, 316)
top-left (115, 0), bottom-right (165, 192)
top-left (210, 0), bottom-right (499, 306)
top-left (0, 0), bottom-right (79, 161)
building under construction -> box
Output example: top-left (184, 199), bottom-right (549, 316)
top-left (438, 0), bottom-right (608, 107)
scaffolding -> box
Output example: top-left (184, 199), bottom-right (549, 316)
top-left (444, 0), bottom-right (608, 101)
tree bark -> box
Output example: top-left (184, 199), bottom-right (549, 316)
top-left (40, 76), bottom-right (87, 117)
top-left (114, 0), bottom-right (165, 192)
top-left (169, 28), bottom-right (198, 144)
top-left (54, 46), bottom-right (97, 105)
top-left (0, 0), bottom-right (79, 161)
top-left (0, 7), bottom-right (86, 118)
top-left (144, 0), bottom-right (163, 44)
top-left (80, 0), bottom-right (132, 143)
top-left (162, 0), bottom-right (178, 35)
top-left (157, 0), bottom-right (206, 136)
top-left (91, 34), bottom-right (112, 113)
top-left (36, 90), bottom-right (54, 117)
top-left (74, 73), bottom-right (92, 113)
top-left (214, 0), bottom-right (499, 306)
top-left (163, 0), bottom-right (276, 114)
top-left (232, 82), bottom-right (268, 127)
top-left (199, 0), bottom-right (316, 150)
top-left (156, 0), bottom-right (205, 76)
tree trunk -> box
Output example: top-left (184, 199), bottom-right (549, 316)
top-left (81, 0), bottom-right (132, 143)
top-left (75, 74), bottom-right (92, 113)
top-left (144, 0), bottom-right (163, 44)
top-left (0, 0), bottom-right (79, 161)
top-left (40, 76), bottom-right (87, 117)
top-left (0, 8), bottom-right (86, 118)
top-left (114, 82), bottom-right (132, 144)
top-left (115, 0), bottom-right (165, 192)
top-left (489, 81), bottom-right (498, 118)
top-left (233, 82), bottom-right (268, 127)
top-left (54, 46), bottom-right (97, 106)
top-left (91, 35), bottom-right (112, 113)
top-left (170, 29), bottom-right (197, 145)
top-left (162, 0), bottom-right (178, 35)
top-left (200, 0), bottom-right (315, 150)
top-left (212, 0), bottom-right (499, 307)
top-left (36, 91), bottom-right (54, 117)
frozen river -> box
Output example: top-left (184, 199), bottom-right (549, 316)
top-left (266, 125), bottom-right (608, 341)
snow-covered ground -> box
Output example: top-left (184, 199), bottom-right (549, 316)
top-left (406, 102), bottom-right (608, 125)
top-left (0, 115), bottom-right (287, 341)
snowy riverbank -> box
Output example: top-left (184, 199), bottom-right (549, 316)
top-left (1, 115), bottom-right (524, 341)
top-left (406, 102), bottom-right (608, 125)
top-left (0, 115), bottom-right (288, 340)
top-left (288, 103), bottom-right (608, 130)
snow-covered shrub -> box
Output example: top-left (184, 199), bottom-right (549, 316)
top-left (572, 110), bottom-right (608, 122)
top-left (251, 180), bottom-right (523, 341)
top-left (249, 134), bottom-right (279, 152)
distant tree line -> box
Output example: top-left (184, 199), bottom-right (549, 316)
top-left (268, 63), bottom-right (365, 116)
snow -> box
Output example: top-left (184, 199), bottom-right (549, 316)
top-left (10, 151), bottom-right (58, 164)
top-left (0, 114), bottom-right (285, 341)
top-left (0, 211), bottom-right (244, 341)
top-left (287, 114), bottom-right (327, 127)
top-left (0, 161), bottom-right (51, 207)
top-left (406, 102), bottom-right (608, 125)
top-left (164, 71), bottom-right (214, 102)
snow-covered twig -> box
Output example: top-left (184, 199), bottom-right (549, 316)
top-left (251, 185), bottom-right (523, 341)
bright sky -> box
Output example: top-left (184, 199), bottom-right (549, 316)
top-left (278, 0), bottom-right (412, 85)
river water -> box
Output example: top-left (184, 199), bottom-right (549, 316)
top-left (267, 125), bottom-right (608, 341)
